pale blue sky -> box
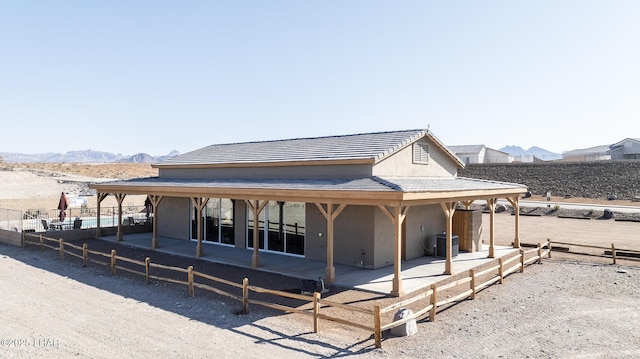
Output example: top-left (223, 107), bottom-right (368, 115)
top-left (2, 1), bottom-right (639, 156)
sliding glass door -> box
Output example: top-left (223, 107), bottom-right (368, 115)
top-left (247, 201), bottom-right (305, 256)
top-left (190, 198), bottom-right (235, 246)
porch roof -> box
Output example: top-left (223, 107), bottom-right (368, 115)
top-left (90, 175), bottom-right (527, 205)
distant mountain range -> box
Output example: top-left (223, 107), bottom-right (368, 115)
top-left (0, 149), bottom-right (180, 164)
top-left (499, 146), bottom-right (562, 161)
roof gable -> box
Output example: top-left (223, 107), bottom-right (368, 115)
top-left (157, 129), bottom-right (463, 168)
top-left (610, 138), bottom-right (640, 149)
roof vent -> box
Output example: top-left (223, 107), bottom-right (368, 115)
top-left (413, 139), bottom-right (430, 164)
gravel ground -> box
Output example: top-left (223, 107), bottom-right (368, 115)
top-left (2, 240), bottom-right (639, 358)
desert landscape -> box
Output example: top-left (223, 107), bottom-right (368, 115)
top-left (1, 163), bottom-right (639, 358)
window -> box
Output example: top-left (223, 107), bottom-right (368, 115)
top-left (247, 201), bottom-right (305, 256)
top-left (413, 139), bottom-right (430, 164)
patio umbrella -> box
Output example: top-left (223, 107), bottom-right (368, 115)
top-left (144, 196), bottom-right (152, 219)
top-left (58, 192), bottom-right (69, 222)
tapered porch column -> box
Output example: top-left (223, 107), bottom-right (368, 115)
top-left (95, 193), bottom-right (109, 238)
top-left (191, 197), bottom-right (209, 258)
top-left (315, 203), bottom-right (347, 285)
top-left (148, 195), bottom-right (163, 249)
top-left (486, 198), bottom-right (497, 258)
top-left (245, 200), bottom-right (268, 269)
top-left (440, 202), bottom-right (457, 275)
top-left (114, 193), bottom-right (126, 242)
top-left (378, 205), bottom-right (410, 297)
top-left (506, 196), bottom-right (520, 248)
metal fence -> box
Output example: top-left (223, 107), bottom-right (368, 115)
top-left (0, 208), bottom-right (24, 232)
top-left (2, 205), bottom-right (149, 233)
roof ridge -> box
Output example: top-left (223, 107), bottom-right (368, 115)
top-left (200, 128), bottom-right (427, 148)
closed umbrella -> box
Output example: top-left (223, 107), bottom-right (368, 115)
top-left (58, 192), bottom-right (69, 222)
top-left (144, 196), bottom-right (152, 219)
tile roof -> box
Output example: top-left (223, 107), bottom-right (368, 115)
top-left (158, 129), bottom-right (434, 166)
top-left (375, 177), bottom-right (526, 193)
top-left (95, 176), bottom-right (525, 194)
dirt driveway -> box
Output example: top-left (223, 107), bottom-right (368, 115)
top-left (1, 214), bottom-right (640, 358)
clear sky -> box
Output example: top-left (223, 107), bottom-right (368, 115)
top-left (2, 1), bottom-right (639, 156)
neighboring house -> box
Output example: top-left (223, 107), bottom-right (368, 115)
top-left (448, 145), bottom-right (513, 164)
top-left (608, 138), bottom-right (640, 160)
top-left (91, 129), bottom-right (527, 296)
top-left (561, 145), bottom-right (611, 162)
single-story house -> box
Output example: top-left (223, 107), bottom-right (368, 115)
top-left (90, 129), bottom-right (527, 296)
top-left (448, 145), bottom-right (513, 164)
top-left (561, 145), bottom-right (611, 162)
top-left (608, 138), bottom-right (640, 160)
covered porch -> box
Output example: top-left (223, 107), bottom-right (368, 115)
top-left (91, 176), bottom-right (527, 297)
top-left (99, 233), bottom-right (520, 295)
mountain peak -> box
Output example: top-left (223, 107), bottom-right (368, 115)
top-left (0, 150), bottom-right (180, 163)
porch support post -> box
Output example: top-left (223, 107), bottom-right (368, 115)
top-left (95, 193), bottom-right (109, 239)
top-left (191, 197), bottom-right (209, 258)
top-left (314, 203), bottom-right (347, 285)
top-left (245, 199), bottom-right (268, 269)
top-left (378, 205), bottom-right (410, 297)
top-left (114, 193), bottom-right (126, 242)
top-left (461, 200), bottom-right (474, 210)
top-left (148, 195), bottom-right (163, 249)
top-left (506, 196), bottom-right (520, 248)
top-left (486, 198), bottom-right (497, 258)
top-left (440, 202), bottom-right (457, 275)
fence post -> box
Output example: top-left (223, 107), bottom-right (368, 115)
top-left (188, 266), bottom-right (194, 297)
top-left (548, 240), bottom-right (552, 258)
top-left (59, 238), bottom-right (64, 259)
top-left (145, 257), bottom-right (150, 284)
top-left (499, 258), bottom-right (504, 284)
top-left (242, 278), bottom-right (249, 314)
top-left (39, 234), bottom-right (43, 251)
top-left (374, 305), bottom-right (382, 349)
top-left (313, 292), bottom-right (321, 333)
top-left (82, 243), bottom-right (88, 267)
top-left (110, 249), bottom-right (116, 275)
top-left (611, 243), bottom-right (617, 264)
top-left (429, 283), bottom-right (437, 322)
top-left (520, 249), bottom-right (525, 273)
top-left (537, 243), bottom-right (542, 264)
top-left (470, 269), bottom-right (476, 300)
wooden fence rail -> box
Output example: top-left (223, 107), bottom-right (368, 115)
top-left (549, 240), bottom-right (640, 264)
top-left (21, 233), bottom-right (550, 349)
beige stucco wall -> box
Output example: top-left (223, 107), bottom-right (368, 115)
top-left (403, 204), bottom-right (446, 260)
top-left (158, 197), bottom-right (190, 240)
top-left (372, 142), bottom-right (459, 177)
top-left (371, 204), bottom-right (445, 269)
top-left (233, 199), bottom-right (247, 249)
top-left (159, 164), bottom-right (372, 179)
top-left (305, 204), bottom-right (375, 268)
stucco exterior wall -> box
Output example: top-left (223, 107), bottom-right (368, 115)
top-left (372, 208), bottom-right (394, 269)
top-left (305, 204), bottom-right (374, 268)
top-left (484, 148), bottom-right (512, 164)
top-left (371, 204), bottom-right (446, 269)
top-left (158, 197), bottom-right (190, 240)
top-left (158, 164), bottom-right (372, 179)
top-left (404, 204), bottom-right (446, 260)
top-left (233, 199), bottom-right (247, 249)
top-left (372, 142), bottom-right (458, 177)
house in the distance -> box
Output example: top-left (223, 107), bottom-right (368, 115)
top-left (608, 138), bottom-right (640, 160)
top-left (448, 145), bottom-right (513, 164)
top-left (561, 145), bottom-right (611, 162)
top-left (91, 129), bottom-right (527, 296)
